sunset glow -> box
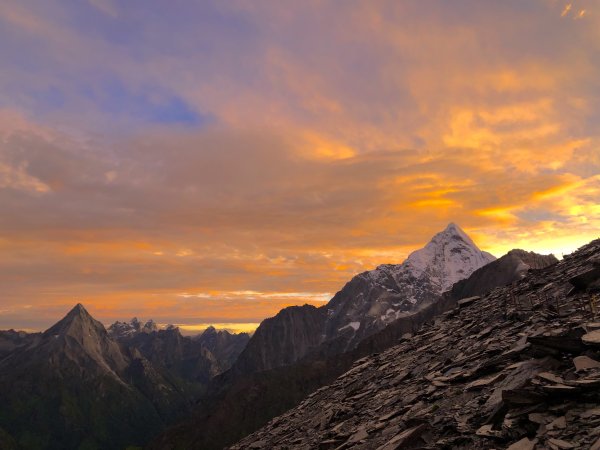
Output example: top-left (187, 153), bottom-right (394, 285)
top-left (0, 0), bottom-right (599, 331)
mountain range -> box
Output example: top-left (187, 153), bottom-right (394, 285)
top-left (0, 307), bottom-right (249, 449)
top-left (0, 223), bottom-right (566, 449)
top-left (149, 224), bottom-right (559, 450)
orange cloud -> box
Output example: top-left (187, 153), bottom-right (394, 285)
top-left (1, 2), bottom-right (600, 330)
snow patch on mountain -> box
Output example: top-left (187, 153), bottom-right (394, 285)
top-left (339, 322), bottom-right (361, 332)
top-left (325, 223), bottom-right (496, 347)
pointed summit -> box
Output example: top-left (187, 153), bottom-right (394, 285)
top-left (65, 302), bottom-right (89, 317)
top-left (403, 223), bottom-right (496, 291)
top-left (322, 222), bottom-right (496, 347)
top-left (202, 325), bottom-right (217, 335)
top-left (44, 303), bottom-right (111, 347)
top-left (444, 222), bottom-right (468, 237)
top-left (445, 221), bottom-right (460, 231)
top-left (50, 302), bottom-right (89, 324)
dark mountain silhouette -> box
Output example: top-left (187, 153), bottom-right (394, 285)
top-left (0, 329), bottom-right (40, 358)
top-left (448, 248), bottom-right (558, 300)
top-left (149, 226), bottom-right (514, 449)
top-left (123, 326), bottom-right (222, 384)
top-left (193, 326), bottom-right (250, 370)
top-left (0, 304), bottom-right (194, 449)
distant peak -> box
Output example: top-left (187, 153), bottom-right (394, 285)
top-left (445, 222), bottom-right (459, 231)
top-left (433, 222), bottom-right (475, 246)
top-left (68, 303), bottom-right (91, 317)
top-left (442, 222), bottom-right (467, 237)
top-left (44, 303), bottom-right (104, 336)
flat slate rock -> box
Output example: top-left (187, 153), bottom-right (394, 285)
top-left (457, 296), bottom-right (480, 308)
top-left (507, 437), bottom-right (538, 450)
top-left (582, 330), bottom-right (600, 345)
top-left (573, 355), bottom-right (600, 370)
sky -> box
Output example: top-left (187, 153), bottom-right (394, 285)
top-left (0, 0), bottom-right (599, 333)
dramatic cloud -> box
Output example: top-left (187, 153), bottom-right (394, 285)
top-left (0, 0), bottom-right (599, 330)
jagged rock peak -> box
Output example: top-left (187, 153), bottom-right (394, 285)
top-left (44, 303), bottom-right (106, 337)
top-left (68, 303), bottom-right (90, 318)
top-left (108, 317), bottom-right (159, 339)
top-left (142, 319), bottom-right (158, 333)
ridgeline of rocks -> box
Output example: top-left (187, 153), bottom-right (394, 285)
top-left (232, 239), bottom-right (600, 450)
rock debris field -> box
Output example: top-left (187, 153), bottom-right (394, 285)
top-left (232, 239), bottom-right (600, 450)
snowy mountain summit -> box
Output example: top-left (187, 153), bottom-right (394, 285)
top-left (324, 223), bottom-right (496, 347)
top-left (387, 222), bottom-right (496, 293)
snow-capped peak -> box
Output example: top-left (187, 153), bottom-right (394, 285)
top-left (323, 223), bottom-right (496, 351)
top-left (401, 223), bottom-right (495, 292)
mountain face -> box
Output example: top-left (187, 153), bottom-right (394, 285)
top-left (0, 304), bottom-right (195, 450)
top-left (110, 321), bottom-right (250, 381)
top-left (448, 248), bottom-right (558, 300)
top-left (324, 223), bottom-right (494, 347)
top-left (149, 295), bottom-right (461, 450)
top-left (122, 327), bottom-right (224, 384)
top-left (232, 239), bottom-right (600, 450)
top-left (193, 326), bottom-right (251, 370)
top-left (232, 305), bottom-right (327, 374)
top-left (233, 223), bottom-right (495, 374)
top-left (40, 303), bottom-right (130, 377)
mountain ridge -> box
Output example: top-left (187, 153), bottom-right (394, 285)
top-left (232, 223), bottom-right (495, 374)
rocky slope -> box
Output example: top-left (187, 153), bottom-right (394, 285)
top-left (448, 249), bottom-right (558, 300)
top-left (149, 295), bottom-right (461, 450)
top-left (233, 223), bottom-right (495, 374)
top-left (232, 238), bottom-right (600, 450)
top-left (232, 304), bottom-right (327, 374)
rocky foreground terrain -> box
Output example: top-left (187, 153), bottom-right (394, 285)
top-left (232, 238), bottom-right (600, 449)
